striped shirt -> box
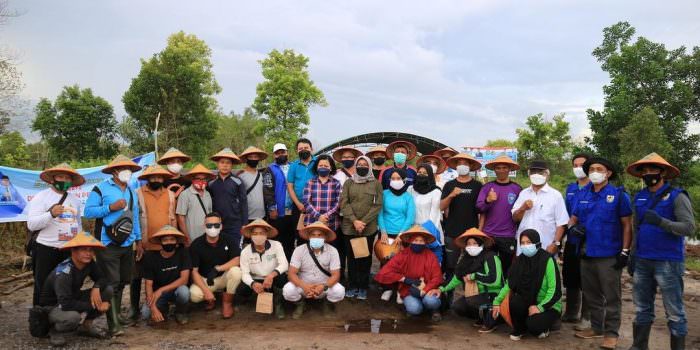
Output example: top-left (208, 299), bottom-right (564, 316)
top-left (302, 177), bottom-right (341, 231)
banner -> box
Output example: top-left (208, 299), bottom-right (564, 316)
top-left (0, 153), bottom-right (155, 223)
top-left (462, 147), bottom-right (518, 178)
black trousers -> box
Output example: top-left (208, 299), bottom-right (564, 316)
top-left (32, 242), bottom-right (69, 305)
top-left (332, 227), bottom-right (346, 282)
top-left (342, 233), bottom-right (376, 290)
top-left (562, 242), bottom-right (582, 290)
top-left (509, 293), bottom-right (560, 336)
top-left (96, 244), bottom-right (133, 290)
top-left (493, 237), bottom-right (516, 276)
top-left (452, 292), bottom-right (496, 320)
top-left (235, 273), bottom-right (288, 299)
top-left (270, 214), bottom-right (297, 262)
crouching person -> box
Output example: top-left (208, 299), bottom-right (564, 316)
top-left (238, 219), bottom-right (289, 319)
top-left (283, 221), bottom-right (345, 319)
top-left (141, 225), bottom-right (191, 325)
top-left (189, 212), bottom-right (242, 319)
top-left (38, 232), bottom-right (112, 347)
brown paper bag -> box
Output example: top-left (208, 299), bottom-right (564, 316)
top-left (464, 278), bottom-right (479, 297)
top-left (296, 214), bottom-right (306, 231)
top-left (256, 292), bottom-right (273, 314)
top-left (350, 237), bottom-right (370, 258)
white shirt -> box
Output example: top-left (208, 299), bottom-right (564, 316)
top-left (26, 188), bottom-right (83, 248)
top-left (407, 186), bottom-right (444, 243)
top-left (290, 243), bottom-right (340, 285)
top-left (511, 183), bottom-right (569, 254)
top-left (240, 240), bottom-right (289, 287)
top-left (333, 170), bottom-right (351, 189)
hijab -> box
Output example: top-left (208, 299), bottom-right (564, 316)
top-left (389, 168), bottom-right (410, 196)
top-left (351, 155), bottom-right (374, 184)
top-left (454, 236), bottom-right (495, 279)
top-left (507, 229), bottom-right (561, 305)
top-left (412, 163), bottom-right (440, 195)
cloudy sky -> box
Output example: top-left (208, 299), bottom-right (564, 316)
top-left (3, 0), bottom-right (700, 150)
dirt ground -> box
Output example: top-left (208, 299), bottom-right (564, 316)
top-left (1, 271), bottom-right (699, 350)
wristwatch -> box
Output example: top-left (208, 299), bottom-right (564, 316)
top-left (323, 284), bottom-right (329, 292)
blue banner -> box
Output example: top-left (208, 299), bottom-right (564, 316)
top-left (0, 153), bottom-right (155, 223)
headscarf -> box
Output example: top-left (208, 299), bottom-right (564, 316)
top-left (389, 168), bottom-right (410, 196)
top-left (351, 155), bottom-right (374, 184)
top-left (506, 229), bottom-right (561, 306)
top-left (454, 236), bottom-right (495, 279)
top-left (412, 163), bottom-right (440, 195)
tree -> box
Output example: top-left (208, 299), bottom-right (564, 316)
top-left (587, 22), bottom-right (700, 181)
top-left (0, 1), bottom-right (23, 134)
top-left (252, 49), bottom-right (327, 151)
top-left (618, 107), bottom-right (673, 170)
top-left (485, 139), bottom-right (516, 148)
top-left (516, 113), bottom-right (573, 170)
top-left (0, 131), bottom-right (29, 167)
top-left (122, 31), bottom-right (221, 161)
top-left (32, 85), bottom-right (118, 160)
top-left (211, 108), bottom-right (265, 158)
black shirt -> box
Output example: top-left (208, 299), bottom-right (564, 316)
top-left (441, 178), bottom-right (483, 237)
top-left (207, 174), bottom-right (248, 227)
top-left (143, 247), bottom-right (192, 290)
top-left (189, 234), bottom-right (241, 276)
top-left (39, 258), bottom-right (108, 312)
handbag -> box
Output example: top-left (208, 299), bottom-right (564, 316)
top-left (104, 190), bottom-right (134, 245)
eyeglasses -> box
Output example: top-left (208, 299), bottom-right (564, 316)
top-left (205, 223), bottom-right (221, 229)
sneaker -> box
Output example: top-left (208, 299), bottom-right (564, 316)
top-left (478, 325), bottom-right (497, 333)
top-left (472, 319), bottom-right (484, 328)
top-left (510, 333), bottom-right (523, 341)
top-left (396, 294), bottom-right (403, 305)
top-left (574, 318), bottom-right (591, 331)
top-left (345, 288), bottom-right (358, 298)
top-left (600, 336), bottom-right (618, 349)
top-left (537, 331), bottom-right (550, 339)
top-left (356, 289), bottom-right (368, 300)
top-left (574, 328), bottom-right (603, 339)
top-left (380, 290), bottom-right (393, 301)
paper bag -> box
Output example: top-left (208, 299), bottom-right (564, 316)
top-left (350, 237), bottom-right (370, 258)
top-left (296, 214), bottom-right (306, 231)
top-left (256, 292), bottom-right (273, 314)
top-left (464, 278), bottom-right (479, 297)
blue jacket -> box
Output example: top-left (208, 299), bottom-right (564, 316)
top-left (634, 184), bottom-right (685, 262)
top-left (84, 178), bottom-right (141, 247)
top-left (267, 163), bottom-right (290, 217)
top-left (572, 183), bottom-right (632, 257)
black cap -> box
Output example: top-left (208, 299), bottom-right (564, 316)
top-left (528, 160), bottom-right (549, 170)
top-left (583, 157), bottom-right (617, 178)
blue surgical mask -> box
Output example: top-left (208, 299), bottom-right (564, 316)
top-left (521, 243), bottom-right (538, 257)
top-left (317, 168), bottom-right (331, 177)
top-left (393, 153), bottom-right (407, 165)
top-left (309, 237), bottom-right (325, 249)
top-left (410, 243), bottom-right (426, 253)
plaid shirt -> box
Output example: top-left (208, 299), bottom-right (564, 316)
top-left (302, 176), bottom-right (342, 231)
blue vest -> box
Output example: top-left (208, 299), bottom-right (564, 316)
top-left (573, 183), bottom-right (631, 257)
top-left (565, 182), bottom-right (590, 245)
top-left (634, 184), bottom-right (684, 262)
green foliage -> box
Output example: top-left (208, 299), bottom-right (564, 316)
top-left (0, 131), bottom-right (29, 167)
top-left (211, 107), bottom-right (265, 159)
top-left (587, 22), bottom-right (700, 183)
top-left (618, 107), bottom-right (673, 182)
top-left (252, 49), bottom-right (327, 151)
top-left (485, 139), bottom-right (516, 147)
top-left (31, 85), bottom-right (118, 161)
top-left (515, 113), bottom-right (573, 172)
top-left (122, 31), bottom-right (221, 162)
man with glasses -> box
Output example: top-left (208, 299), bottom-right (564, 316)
top-left (176, 164), bottom-right (215, 243)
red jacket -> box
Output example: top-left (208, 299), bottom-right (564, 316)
top-left (374, 248), bottom-right (443, 297)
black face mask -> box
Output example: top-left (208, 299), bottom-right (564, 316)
top-left (275, 155), bottom-right (288, 165)
top-left (356, 167), bottom-right (370, 177)
top-left (147, 181), bottom-right (163, 190)
top-left (415, 175), bottom-right (430, 184)
top-left (162, 243), bottom-right (177, 252)
top-left (341, 160), bottom-right (355, 169)
top-left (246, 159), bottom-right (260, 168)
top-left (373, 157), bottom-right (386, 166)
top-left (642, 173), bottom-right (662, 187)
top-left (299, 150), bottom-right (311, 160)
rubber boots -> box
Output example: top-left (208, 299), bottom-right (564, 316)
top-left (629, 323), bottom-right (651, 350)
top-left (106, 296), bottom-right (124, 337)
top-left (563, 288), bottom-right (581, 322)
top-left (127, 279), bottom-right (141, 321)
top-left (292, 300), bottom-right (306, 320)
top-left (274, 288), bottom-right (286, 319)
top-left (114, 288), bottom-right (134, 326)
top-left (222, 293), bottom-right (234, 319)
top-left (670, 335), bottom-right (685, 350)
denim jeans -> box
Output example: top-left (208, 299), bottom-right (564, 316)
top-left (141, 285), bottom-right (190, 319)
top-left (633, 258), bottom-right (687, 337)
top-left (403, 294), bottom-right (441, 315)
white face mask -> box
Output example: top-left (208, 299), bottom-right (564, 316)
top-left (465, 246), bottom-right (483, 257)
top-left (205, 227), bottom-right (221, 238)
top-left (389, 180), bottom-right (405, 190)
top-left (117, 170), bottom-right (132, 183)
top-left (456, 165), bottom-right (470, 176)
top-left (430, 164), bottom-right (438, 174)
top-left (589, 171), bottom-right (607, 184)
top-left (251, 234), bottom-right (267, 246)
top-left (529, 174), bottom-right (546, 186)
top-left (573, 167), bottom-right (586, 179)
top-left (167, 163), bottom-right (183, 174)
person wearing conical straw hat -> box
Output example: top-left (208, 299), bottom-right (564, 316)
top-left (141, 225), bottom-right (191, 325)
top-left (332, 146), bottom-right (363, 189)
top-left (475, 154), bottom-right (522, 276)
top-left (440, 228), bottom-right (503, 333)
top-left (38, 232), bottom-right (111, 347)
top-left (238, 146), bottom-right (269, 223)
top-left (365, 145), bottom-right (388, 179)
top-left (176, 163), bottom-right (214, 242)
top-left (158, 147), bottom-right (192, 197)
top-left (374, 225), bottom-right (443, 322)
top-left (379, 140), bottom-right (418, 190)
top-left (626, 153), bottom-right (694, 350)
top-left (416, 153), bottom-right (447, 188)
top-left (84, 154), bottom-right (142, 337)
top-left (283, 221), bottom-right (345, 319)
top-left (433, 146), bottom-right (459, 183)
top-left (27, 163), bottom-right (85, 306)
top-left (238, 219), bottom-right (289, 319)
top-left (208, 148), bottom-right (247, 248)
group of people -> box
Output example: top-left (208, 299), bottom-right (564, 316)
top-left (24, 137), bottom-right (695, 350)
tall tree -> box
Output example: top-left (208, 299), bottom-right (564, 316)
top-left (618, 107), bottom-right (673, 170)
top-left (587, 22), bottom-right (700, 180)
top-left (211, 108), bottom-right (265, 158)
top-left (0, 131), bottom-right (29, 167)
top-left (252, 49), bottom-right (327, 151)
top-left (32, 85), bottom-right (118, 160)
top-left (122, 31), bottom-right (221, 161)
top-left (515, 113), bottom-right (573, 170)
top-left (0, 1), bottom-right (23, 134)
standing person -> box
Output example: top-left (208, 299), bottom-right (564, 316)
top-left (380, 140), bottom-right (418, 189)
top-left (141, 225), bottom-right (191, 325)
top-left (238, 146), bottom-right (269, 223)
top-left (476, 155), bottom-right (522, 275)
top-left (176, 164), bottom-right (214, 242)
top-left (570, 157), bottom-right (632, 350)
top-left (407, 163), bottom-right (444, 262)
top-left (84, 154), bottom-right (142, 337)
top-left (158, 147), bottom-right (192, 197)
top-left (366, 146), bottom-right (388, 179)
top-left (417, 154), bottom-right (448, 188)
top-left (332, 146), bottom-right (363, 188)
top-left (561, 153), bottom-right (592, 328)
top-left (208, 148), bottom-right (248, 247)
top-left (626, 153), bottom-right (695, 350)
top-left (263, 143), bottom-right (295, 260)
top-left (27, 163), bottom-right (84, 305)
top-left (340, 156), bottom-right (383, 300)
top-left (440, 153), bottom-right (483, 278)
top-left (130, 165), bottom-right (177, 321)
top-left (511, 160), bottom-right (568, 255)
top-left (286, 138), bottom-right (316, 245)
top-left (433, 147), bottom-right (459, 184)
top-left (492, 229), bottom-right (562, 341)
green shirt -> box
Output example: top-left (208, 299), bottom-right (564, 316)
top-left (440, 254), bottom-right (503, 295)
top-left (493, 257), bottom-right (561, 313)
